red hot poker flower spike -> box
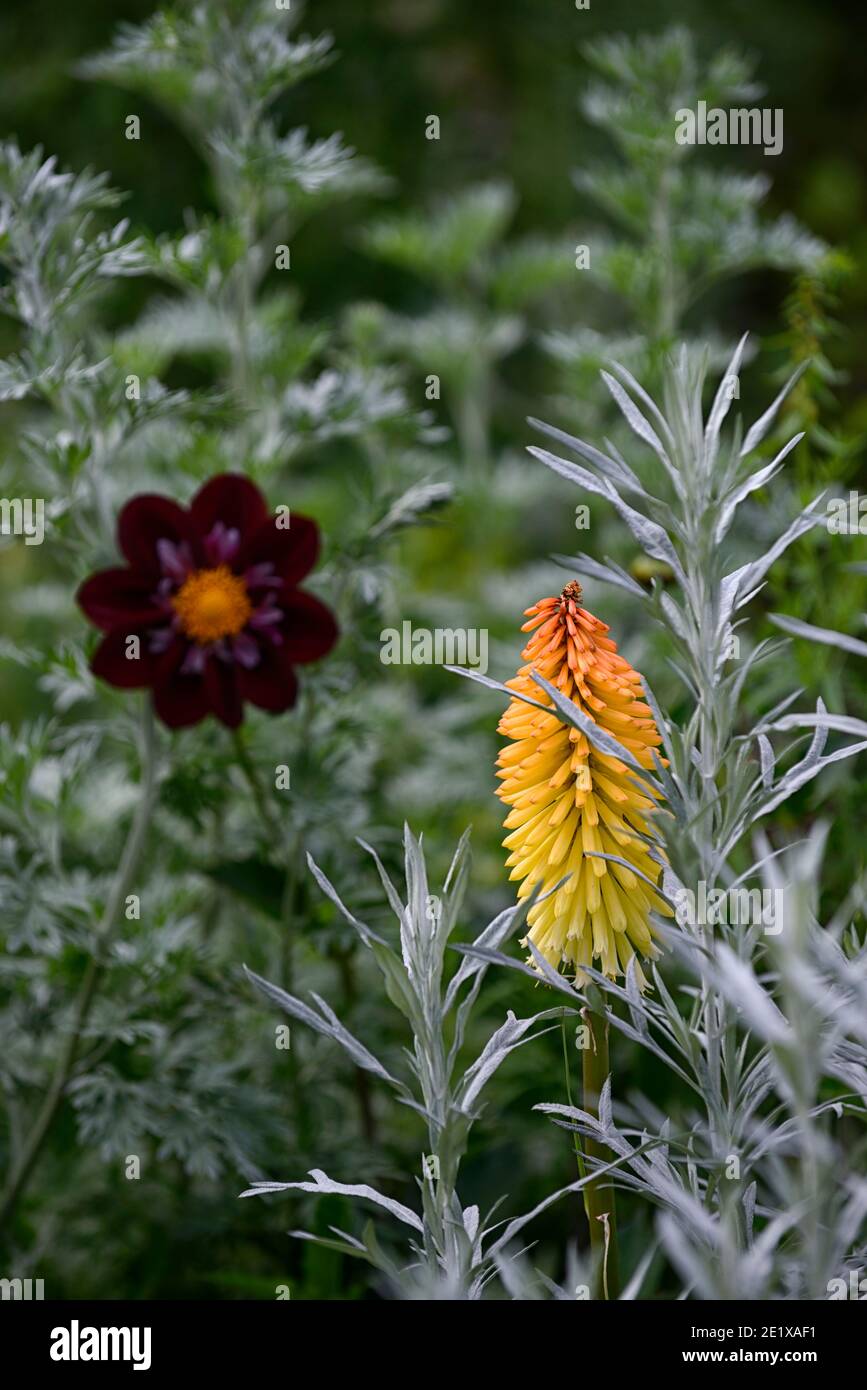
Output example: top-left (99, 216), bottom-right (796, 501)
top-left (496, 580), bottom-right (671, 985)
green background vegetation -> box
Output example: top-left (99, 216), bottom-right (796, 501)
top-left (1, 0), bottom-right (865, 1299)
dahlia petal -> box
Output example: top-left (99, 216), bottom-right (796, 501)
top-left (91, 629), bottom-right (158, 689)
top-left (152, 676), bottom-right (211, 729)
top-left (248, 605), bottom-right (283, 630)
top-left (156, 538), bottom-right (194, 584)
top-left (148, 625), bottom-right (177, 655)
top-left (190, 474), bottom-right (268, 544)
top-left (238, 647), bottom-right (299, 713)
top-left (244, 562), bottom-right (283, 592)
top-left (80, 476), bottom-right (337, 727)
top-left (180, 645), bottom-right (207, 676)
top-left (77, 569), bottom-right (163, 632)
top-left (278, 590), bottom-right (339, 663)
top-left (118, 496), bottom-right (198, 576)
top-left (241, 513), bottom-right (319, 586)
top-left (202, 521), bottom-right (241, 566)
top-left (232, 633), bottom-right (261, 669)
top-left (204, 658), bottom-right (243, 728)
top-left (151, 634), bottom-right (189, 685)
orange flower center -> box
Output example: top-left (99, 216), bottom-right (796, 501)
top-left (172, 565), bottom-right (252, 644)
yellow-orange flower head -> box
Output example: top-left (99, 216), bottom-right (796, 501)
top-left (496, 580), bottom-right (671, 985)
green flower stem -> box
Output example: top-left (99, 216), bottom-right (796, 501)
top-left (231, 728), bottom-right (297, 993)
top-left (581, 1005), bottom-right (620, 1300)
top-left (0, 698), bottom-right (158, 1238)
top-left (232, 727), bottom-right (282, 844)
top-left (561, 1015), bottom-right (586, 1181)
top-left (231, 728), bottom-right (313, 1148)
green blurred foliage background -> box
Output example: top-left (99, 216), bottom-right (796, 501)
top-left (1, 0), bottom-right (866, 1300)
top-left (3, 0), bottom-right (867, 358)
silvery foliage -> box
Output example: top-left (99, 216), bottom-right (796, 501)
top-left (455, 344), bottom-right (867, 1298)
top-left (360, 181), bottom-right (576, 474)
top-left (454, 339), bottom-right (867, 910)
top-left (0, 137), bottom-right (285, 1203)
top-left (462, 831), bottom-right (867, 1300)
top-left (543, 27), bottom-right (826, 437)
top-left (80, 0), bottom-right (386, 214)
top-left (0, 140), bottom-right (182, 543)
top-left (81, 0), bottom-right (414, 484)
top-left (245, 345), bottom-right (867, 1300)
top-left (79, 0), bottom-right (452, 628)
top-left (770, 613), bottom-right (867, 661)
top-left (241, 827), bottom-right (628, 1299)
top-left (0, 3), bottom-right (453, 1244)
top-left (575, 29), bottom-right (826, 338)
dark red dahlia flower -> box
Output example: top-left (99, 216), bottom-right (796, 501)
top-left (77, 474), bottom-right (338, 729)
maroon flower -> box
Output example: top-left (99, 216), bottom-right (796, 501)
top-left (77, 474), bottom-right (338, 729)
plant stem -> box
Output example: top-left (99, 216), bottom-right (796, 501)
top-left (0, 699), bottom-right (158, 1238)
top-left (333, 943), bottom-right (377, 1144)
top-left (231, 728), bottom-right (298, 995)
top-left (232, 727), bottom-right (281, 844)
top-left (581, 1005), bottom-right (620, 1300)
top-left (561, 1015), bottom-right (586, 1180)
top-left (231, 728), bottom-right (313, 1149)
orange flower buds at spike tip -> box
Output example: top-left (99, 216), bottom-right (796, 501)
top-left (496, 580), bottom-right (672, 986)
